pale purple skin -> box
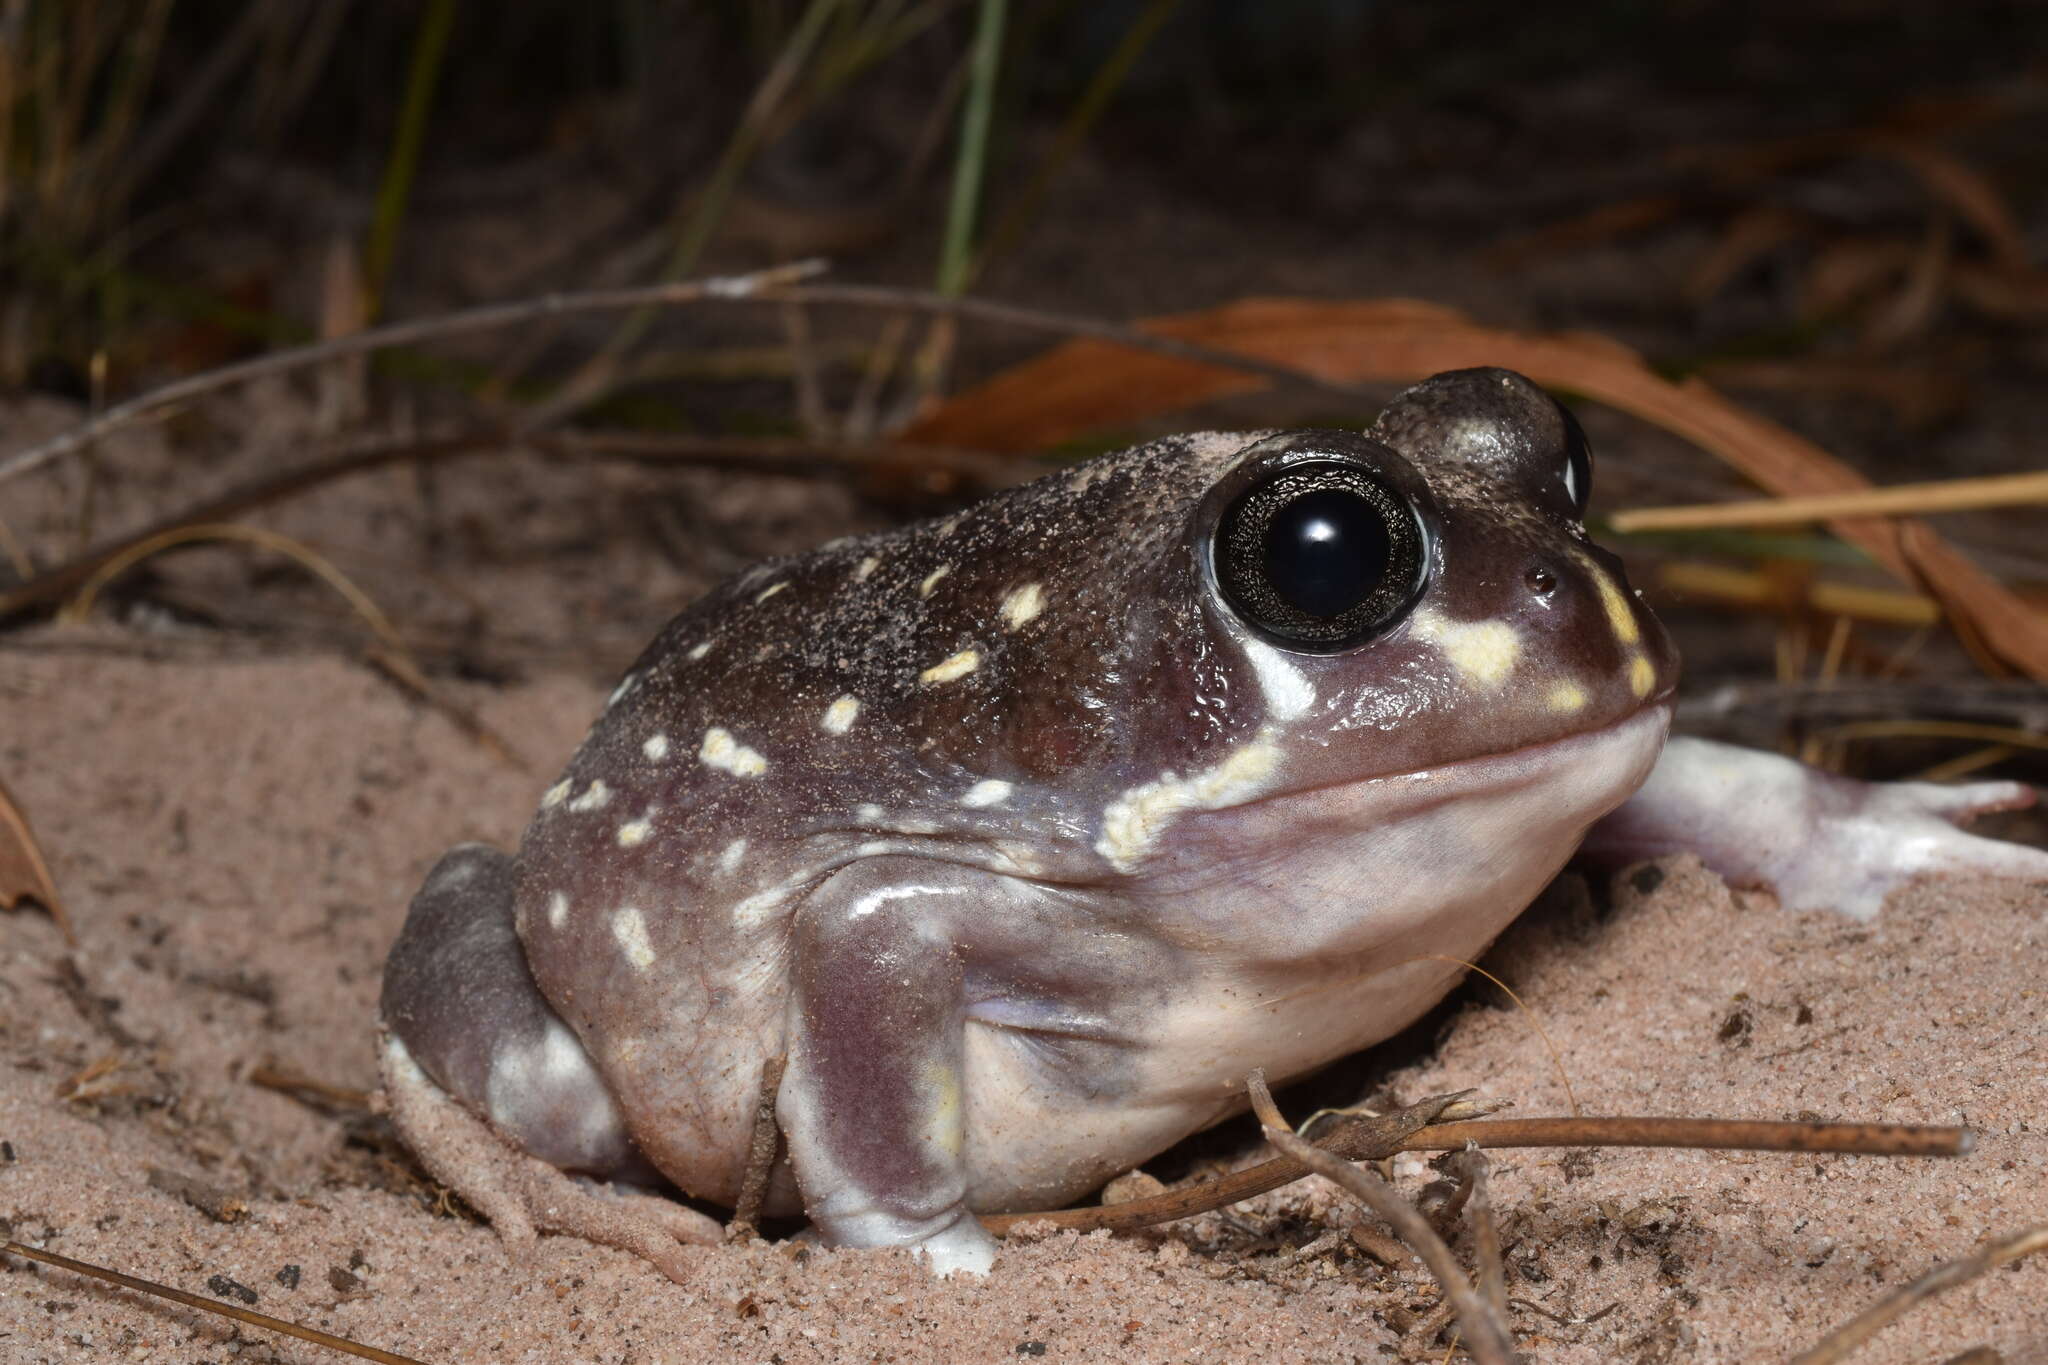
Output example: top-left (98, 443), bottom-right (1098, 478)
top-left (379, 368), bottom-right (2048, 1279)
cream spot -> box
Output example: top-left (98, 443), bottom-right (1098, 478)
top-left (1413, 609), bottom-right (1521, 689)
top-left (1241, 636), bottom-right (1316, 721)
top-left (607, 671), bottom-right (640, 708)
top-left (700, 727), bottom-right (769, 777)
top-left (611, 908), bottom-right (656, 969)
top-left (617, 816), bottom-right (653, 847)
top-left (1583, 560), bottom-right (1642, 647)
top-left (754, 581), bottom-right (789, 605)
top-left (719, 838), bottom-right (748, 874)
top-left (546, 891), bottom-right (569, 929)
top-left (822, 696), bottom-right (861, 734)
top-left (919, 565), bottom-right (952, 598)
top-left (961, 779), bottom-right (1013, 808)
top-left (919, 648), bottom-right (980, 685)
top-left (642, 733), bottom-right (670, 761)
top-left (540, 779), bottom-right (571, 810)
top-left (1545, 681), bottom-right (1589, 714)
top-left (994, 841), bottom-right (1044, 877)
top-left (856, 803), bottom-right (886, 823)
top-left (1095, 734), bottom-right (1285, 872)
top-left (568, 780), bottom-right (612, 812)
top-left (854, 555), bottom-right (880, 582)
top-left (687, 640), bottom-right (713, 661)
top-left (999, 582), bottom-right (1046, 631)
top-left (731, 882), bottom-right (798, 932)
top-left (1628, 654), bottom-right (1658, 699)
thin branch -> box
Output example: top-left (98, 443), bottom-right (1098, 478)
top-left (0, 266), bottom-right (1375, 489)
top-left (1452, 1146), bottom-right (1509, 1329)
top-left (2, 1241), bottom-right (423, 1364)
top-left (728, 1054), bottom-right (788, 1243)
top-left (0, 425), bottom-right (1036, 620)
top-left (1246, 1073), bottom-right (1519, 1365)
top-left (1791, 1223), bottom-right (2048, 1365)
top-left (1612, 468), bottom-right (2048, 532)
top-left (1677, 678), bottom-right (2048, 730)
top-left (982, 1114), bottom-right (1970, 1236)
top-left (0, 260), bottom-right (829, 486)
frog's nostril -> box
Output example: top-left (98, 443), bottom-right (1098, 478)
top-left (1523, 564), bottom-right (1557, 597)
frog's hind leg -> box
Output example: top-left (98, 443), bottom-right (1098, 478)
top-left (379, 844), bottom-right (720, 1280)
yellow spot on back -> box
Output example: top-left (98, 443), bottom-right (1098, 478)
top-left (546, 891), bottom-right (569, 928)
top-left (611, 908), bottom-right (657, 969)
top-left (854, 555), bottom-right (880, 581)
top-left (1628, 654), bottom-right (1657, 699)
top-left (754, 581), bottom-right (788, 605)
top-left (687, 640), bottom-right (713, 661)
top-left (962, 779), bottom-right (1012, 808)
top-left (919, 565), bottom-right (952, 598)
top-left (1545, 681), bottom-right (1589, 714)
top-left (642, 734), bottom-right (670, 761)
top-left (1000, 583), bottom-right (1046, 631)
top-left (540, 780), bottom-right (571, 809)
top-left (1414, 609), bottom-right (1522, 689)
top-left (822, 696), bottom-right (861, 734)
top-left (617, 817), bottom-right (653, 847)
top-left (700, 727), bottom-right (769, 777)
top-left (568, 780), bottom-right (612, 812)
top-left (919, 648), bottom-right (980, 685)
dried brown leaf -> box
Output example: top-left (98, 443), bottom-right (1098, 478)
top-left (902, 297), bottom-right (2048, 678)
top-left (0, 773), bottom-right (71, 943)
top-left (1951, 260), bottom-right (2048, 321)
top-left (1684, 203), bottom-right (1816, 305)
top-left (1798, 236), bottom-right (1917, 322)
top-left (1878, 138), bottom-right (2032, 271)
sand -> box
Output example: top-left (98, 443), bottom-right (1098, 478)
top-left (1, 631), bottom-right (2044, 1364)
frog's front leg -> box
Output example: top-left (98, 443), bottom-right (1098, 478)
top-left (1585, 735), bottom-right (2048, 918)
top-left (780, 857), bottom-right (998, 1276)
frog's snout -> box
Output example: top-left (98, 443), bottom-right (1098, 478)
top-left (1533, 546), bottom-right (1678, 712)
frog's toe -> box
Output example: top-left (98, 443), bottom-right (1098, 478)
top-left (1893, 777), bottom-right (2036, 823)
top-left (380, 1033), bottom-right (715, 1283)
top-left (1787, 781), bottom-right (2048, 918)
top-left (914, 1212), bottom-right (999, 1277)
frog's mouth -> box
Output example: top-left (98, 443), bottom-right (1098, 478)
top-left (1320, 696), bottom-right (1674, 814)
top-left (1127, 699), bottom-right (1677, 879)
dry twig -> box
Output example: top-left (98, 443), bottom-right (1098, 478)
top-left (2, 1240), bottom-right (422, 1364)
top-left (1792, 1223), bottom-right (2048, 1365)
top-left (728, 1054), bottom-right (788, 1243)
top-left (984, 1113), bottom-right (1969, 1236)
top-left (1245, 1072), bottom-right (1520, 1365)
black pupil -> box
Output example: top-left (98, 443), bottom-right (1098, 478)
top-left (1263, 488), bottom-right (1390, 618)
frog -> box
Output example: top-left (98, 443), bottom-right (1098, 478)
top-left (379, 367), bottom-right (2048, 1279)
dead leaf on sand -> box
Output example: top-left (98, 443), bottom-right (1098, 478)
top-left (0, 773), bottom-right (71, 943)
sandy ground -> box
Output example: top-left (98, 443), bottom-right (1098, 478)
top-left (1, 632), bottom-right (2044, 1364)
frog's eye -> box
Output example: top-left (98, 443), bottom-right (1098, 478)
top-left (1558, 403), bottom-right (1593, 519)
top-left (1213, 461), bottom-right (1428, 652)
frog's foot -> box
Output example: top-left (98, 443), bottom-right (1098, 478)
top-left (378, 843), bottom-right (720, 1281)
top-left (1590, 737), bottom-right (2048, 919)
top-left (1769, 775), bottom-right (2048, 918)
top-left (381, 1033), bottom-right (719, 1283)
